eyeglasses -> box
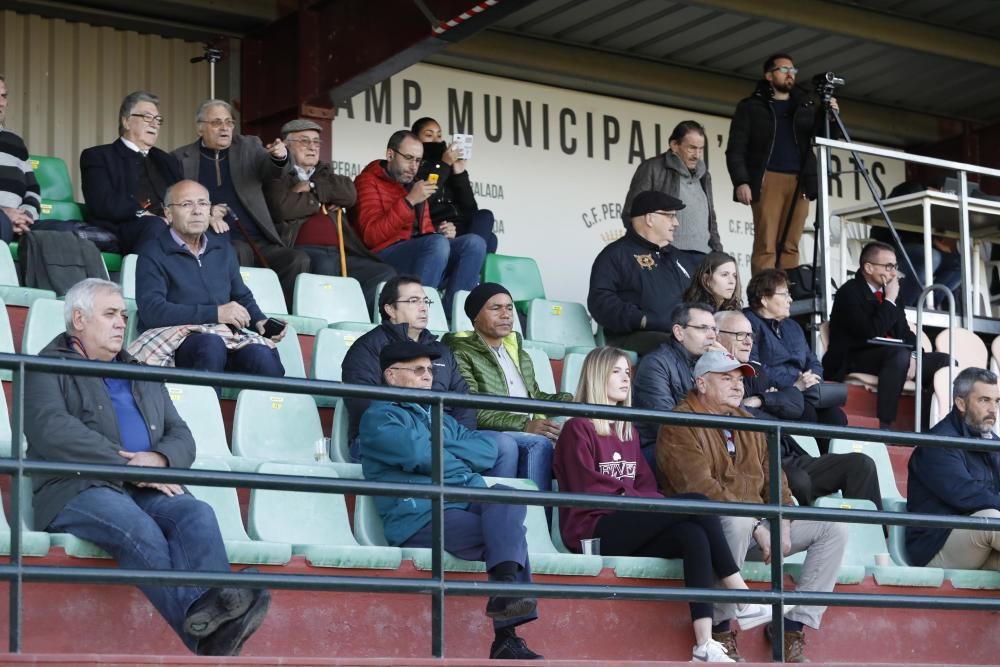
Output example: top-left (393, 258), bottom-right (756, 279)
top-left (772, 290), bottom-right (793, 300)
top-left (288, 138), bottom-right (322, 148)
top-left (719, 330), bottom-right (753, 341)
top-left (684, 324), bottom-right (718, 334)
top-left (130, 112), bottom-right (164, 125)
top-left (653, 210), bottom-right (679, 219)
top-left (394, 297), bottom-right (434, 306)
top-left (167, 200), bottom-right (212, 211)
top-left (769, 66), bottom-right (798, 75)
top-left (868, 262), bottom-right (898, 271)
top-left (199, 118), bottom-right (236, 129)
top-left (392, 150), bottom-right (422, 165)
top-left (390, 365), bottom-right (434, 377)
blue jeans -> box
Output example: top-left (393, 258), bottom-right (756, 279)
top-left (175, 334), bottom-right (284, 377)
top-left (463, 209), bottom-right (499, 254)
top-left (506, 432), bottom-right (554, 493)
top-left (48, 486), bottom-right (232, 650)
top-left (377, 233), bottom-right (486, 313)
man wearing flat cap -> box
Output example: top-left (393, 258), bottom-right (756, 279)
top-left (359, 340), bottom-right (543, 660)
top-left (264, 119), bottom-right (395, 310)
top-left (657, 349), bottom-right (847, 663)
top-left (588, 190), bottom-right (701, 356)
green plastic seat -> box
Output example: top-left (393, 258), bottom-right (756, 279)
top-left (21, 298), bottom-right (65, 354)
top-left (238, 266), bottom-right (286, 313)
top-left (809, 497), bottom-right (943, 587)
top-left (0, 484), bottom-right (50, 556)
top-left (249, 462), bottom-right (401, 569)
top-left (482, 254), bottom-right (546, 312)
top-left (187, 459), bottom-right (292, 564)
top-left (525, 299), bottom-right (596, 360)
top-left (0, 246), bottom-right (56, 307)
top-left (275, 324), bottom-right (305, 379)
top-left (17, 481), bottom-right (107, 558)
top-left (791, 435), bottom-right (821, 458)
top-left (370, 281), bottom-right (449, 332)
top-left (165, 383), bottom-right (256, 473)
top-left (38, 200), bottom-right (84, 222)
top-left (29, 156), bottom-right (74, 202)
top-left (559, 350), bottom-right (588, 394)
top-left (294, 274), bottom-right (370, 332)
top-left (0, 389), bottom-right (15, 457)
top-left (232, 390), bottom-right (329, 465)
top-left (330, 399), bottom-right (352, 463)
top-left (828, 439), bottom-right (904, 506)
top-left (101, 252), bottom-right (122, 274)
top-left (523, 344), bottom-right (556, 395)
top-left (0, 297), bottom-right (15, 380)
top-left (120, 254), bottom-right (138, 300)
top-left (311, 326), bottom-right (375, 381)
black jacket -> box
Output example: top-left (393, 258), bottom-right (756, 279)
top-left (588, 229), bottom-right (700, 337)
top-left (633, 338), bottom-right (698, 449)
top-left (80, 140), bottom-right (182, 230)
top-left (24, 334), bottom-right (195, 530)
top-left (822, 276), bottom-right (916, 381)
top-left (341, 322), bottom-right (476, 442)
top-left (906, 408), bottom-right (1000, 566)
top-left (725, 81), bottom-right (822, 202)
top-left (743, 361), bottom-right (806, 422)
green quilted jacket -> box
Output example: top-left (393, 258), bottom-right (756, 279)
top-left (442, 331), bottom-right (573, 431)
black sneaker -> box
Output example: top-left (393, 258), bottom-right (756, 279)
top-left (196, 588), bottom-right (271, 656)
top-left (184, 587), bottom-right (253, 638)
top-left (490, 635), bottom-right (544, 660)
top-left (485, 596), bottom-right (537, 621)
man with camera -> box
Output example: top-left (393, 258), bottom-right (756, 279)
top-left (726, 53), bottom-right (836, 276)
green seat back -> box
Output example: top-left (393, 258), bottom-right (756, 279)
top-left (22, 298), bottom-right (65, 354)
top-left (0, 246), bottom-right (19, 285)
top-left (828, 439), bottom-right (904, 503)
top-left (523, 344), bottom-right (556, 394)
top-left (559, 350), bottom-right (588, 394)
top-left (294, 273), bottom-right (369, 325)
top-left (29, 156), bottom-right (74, 202)
top-left (38, 200), bottom-right (83, 221)
top-left (275, 324), bottom-right (306, 378)
top-left (239, 266), bottom-right (287, 314)
top-left (330, 399), bottom-right (351, 462)
top-left (232, 390), bottom-right (327, 464)
top-left (791, 435), bottom-right (821, 458)
top-left (165, 383), bottom-right (253, 471)
top-left (311, 325), bottom-right (375, 381)
top-left (120, 254), bottom-right (138, 300)
top-left (527, 299), bottom-right (595, 349)
top-left (371, 281), bottom-right (449, 332)
top-left (249, 462), bottom-right (356, 546)
top-left (482, 254), bottom-right (546, 307)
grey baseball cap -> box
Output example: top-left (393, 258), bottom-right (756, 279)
top-left (694, 349), bottom-right (756, 378)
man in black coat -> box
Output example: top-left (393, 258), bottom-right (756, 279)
top-left (23, 278), bottom-right (269, 656)
top-left (80, 90), bottom-right (183, 253)
top-left (824, 241), bottom-right (950, 429)
top-left (726, 53), bottom-right (835, 275)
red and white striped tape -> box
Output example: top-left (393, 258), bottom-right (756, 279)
top-left (432, 0), bottom-right (499, 35)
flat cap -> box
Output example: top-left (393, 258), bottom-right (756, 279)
top-left (629, 191), bottom-right (686, 217)
top-left (379, 340), bottom-right (440, 372)
top-left (280, 118), bottom-right (323, 139)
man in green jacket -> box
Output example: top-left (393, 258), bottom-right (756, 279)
top-left (444, 283), bottom-right (573, 493)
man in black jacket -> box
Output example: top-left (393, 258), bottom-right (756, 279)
top-left (824, 241), bottom-right (950, 429)
top-left (726, 53), bottom-right (834, 275)
top-left (588, 190), bottom-right (700, 356)
top-left (23, 278), bottom-right (270, 656)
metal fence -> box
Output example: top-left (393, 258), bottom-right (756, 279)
top-left (0, 352), bottom-right (997, 662)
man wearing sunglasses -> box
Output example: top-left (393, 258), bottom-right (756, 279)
top-left (726, 53), bottom-right (835, 276)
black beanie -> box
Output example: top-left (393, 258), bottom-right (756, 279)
top-left (465, 282), bottom-right (512, 322)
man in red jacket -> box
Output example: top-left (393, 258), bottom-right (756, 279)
top-left (352, 130), bottom-right (486, 314)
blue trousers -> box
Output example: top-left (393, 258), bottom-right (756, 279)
top-left (377, 233), bottom-right (486, 313)
top-left (404, 489), bottom-right (537, 630)
top-left (48, 486), bottom-right (231, 650)
top-left (899, 243), bottom-right (962, 308)
top-left (462, 209), bottom-right (499, 254)
top-left (175, 333), bottom-right (284, 377)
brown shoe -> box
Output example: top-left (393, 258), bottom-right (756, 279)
top-left (764, 623), bottom-right (810, 663)
top-left (711, 630), bottom-right (745, 662)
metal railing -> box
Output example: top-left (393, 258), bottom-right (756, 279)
top-left (0, 352), bottom-right (998, 663)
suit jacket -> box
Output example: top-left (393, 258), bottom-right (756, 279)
top-left (80, 139), bottom-right (182, 230)
top-left (172, 134), bottom-right (289, 246)
top-left (822, 275), bottom-right (916, 380)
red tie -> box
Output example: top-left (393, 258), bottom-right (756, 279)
top-left (875, 290), bottom-right (884, 304)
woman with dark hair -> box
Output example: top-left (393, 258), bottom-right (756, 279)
top-left (682, 251), bottom-right (743, 311)
top-left (410, 117), bottom-right (498, 253)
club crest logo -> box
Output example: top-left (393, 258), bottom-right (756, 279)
top-left (634, 253), bottom-right (656, 270)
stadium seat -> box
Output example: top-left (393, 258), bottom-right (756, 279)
top-left (187, 459), bottom-right (292, 564)
top-left (370, 281), bottom-right (449, 333)
top-left (0, 245), bottom-right (57, 307)
top-left (17, 482), bottom-right (108, 558)
top-left (329, 399), bottom-right (351, 463)
top-left (120, 253), bottom-right (138, 301)
top-left (526, 299), bottom-right (595, 360)
top-left (991, 335), bottom-right (1000, 376)
top-left (310, 326), bottom-right (375, 382)
top-left (481, 254), bottom-right (546, 312)
top-left (811, 497), bottom-right (944, 587)
top-left (293, 274), bottom-right (371, 334)
top-left (238, 267), bottom-right (285, 313)
top-left (559, 350), bottom-right (588, 394)
top-left (249, 462), bottom-right (402, 569)
top-left (21, 297), bottom-right (65, 355)
top-left (232, 390), bottom-right (329, 465)
top-left (828, 439), bottom-right (904, 506)
top-left (274, 323), bottom-right (306, 379)
top-left (935, 327), bottom-right (987, 369)
top-left (791, 435), bottom-right (821, 458)
top-left (165, 383), bottom-right (256, 473)
top-left (0, 389), bottom-right (15, 457)
top-left (0, 297), bottom-right (15, 380)
top-left (29, 156), bottom-right (74, 202)
top-left (523, 344), bottom-right (556, 395)
top-left (0, 484), bottom-right (51, 556)
top-left (38, 200), bottom-right (84, 222)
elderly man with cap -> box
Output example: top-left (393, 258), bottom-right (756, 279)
top-left (359, 339), bottom-right (543, 660)
top-left (657, 349), bottom-right (847, 663)
top-left (264, 119), bottom-right (395, 310)
top-left (445, 282), bottom-right (573, 494)
top-left (588, 190), bottom-right (701, 357)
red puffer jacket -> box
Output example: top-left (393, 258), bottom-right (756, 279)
top-left (351, 159), bottom-right (433, 252)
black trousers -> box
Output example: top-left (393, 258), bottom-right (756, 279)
top-left (595, 494), bottom-right (740, 621)
top-left (848, 347), bottom-right (950, 427)
top-left (801, 401), bottom-right (848, 455)
top-left (783, 452), bottom-right (882, 510)
top-left (233, 239), bottom-right (311, 308)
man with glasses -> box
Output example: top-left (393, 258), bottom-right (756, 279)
top-left (726, 53), bottom-right (836, 275)
top-left (352, 129), bottom-right (486, 313)
top-left (359, 339), bottom-right (543, 660)
top-left (264, 119), bottom-right (395, 311)
top-left (134, 180), bottom-right (285, 377)
top-left (633, 302), bottom-right (719, 463)
top-left (824, 241), bottom-right (951, 429)
top-left (173, 100), bottom-right (309, 303)
top-left (589, 190), bottom-right (700, 356)
top-left (81, 90), bottom-right (183, 253)
top-left (658, 349), bottom-right (847, 663)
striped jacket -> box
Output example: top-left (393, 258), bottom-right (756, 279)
top-left (0, 129), bottom-right (40, 220)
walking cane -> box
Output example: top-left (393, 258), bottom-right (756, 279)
top-left (332, 206), bottom-right (348, 278)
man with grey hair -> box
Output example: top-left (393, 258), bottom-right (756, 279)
top-left (173, 100), bottom-right (308, 302)
top-left (264, 118), bottom-right (395, 309)
top-left (80, 90), bottom-right (183, 253)
top-left (23, 277), bottom-right (271, 656)
top-left (907, 367), bottom-right (1000, 570)
top-left (0, 74), bottom-right (43, 242)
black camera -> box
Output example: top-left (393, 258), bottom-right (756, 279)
top-left (812, 71), bottom-right (846, 88)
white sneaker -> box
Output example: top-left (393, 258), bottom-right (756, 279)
top-left (735, 602), bottom-right (797, 630)
top-left (692, 638), bottom-right (736, 662)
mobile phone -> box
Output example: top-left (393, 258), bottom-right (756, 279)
top-left (262, 317), bottom-right (286, 338)
top-left (427, 173), bottom-right (439, 184)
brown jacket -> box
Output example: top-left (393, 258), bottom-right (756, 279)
top-left (656, 391), bottom-right (794, 506)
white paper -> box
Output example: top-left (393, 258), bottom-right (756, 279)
top-left (452, 133), bottom-right (473, 160)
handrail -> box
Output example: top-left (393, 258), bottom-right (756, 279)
top-left (914, 284), bottom-right (956, 432)
top-left (0, 352), bottom-right (997, 663)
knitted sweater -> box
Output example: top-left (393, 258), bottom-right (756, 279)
top-left (0, 129), bottom-right (40, 220)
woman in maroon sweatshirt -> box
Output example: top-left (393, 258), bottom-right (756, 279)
top-left (554, 346), bottom-right (773, 663)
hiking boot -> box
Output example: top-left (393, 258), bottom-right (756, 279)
top-left (184, 587), bottom-right (253, 638)
top-left (196, 588), bottom-right (271, 656)
top-left (711, 630), bottom-right (745, 662)
top-left (485, 596), bottom-right (537, 621)
top-left (692, 638), bottom-right (735, 662)
top-left (489, 635), bottom-right (544, 659)
top-left (764, 622), bottom-right (810, 663)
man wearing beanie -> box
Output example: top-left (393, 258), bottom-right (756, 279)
top-left (359, 340), bottom-right (543, 660)
top-left (588, 190), bottom-right (701, 357)
top-left (444, 282), bottom-right (573, 494)
top-left (264, 119), bottom-right (395, 310)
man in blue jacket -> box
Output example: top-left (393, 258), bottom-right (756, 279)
top-left (359, 340), bottom-right (542, 660)
top-left (907, 367), bottom-right (1000, 569)
top-left (134, 179), bottom-right (285, 376)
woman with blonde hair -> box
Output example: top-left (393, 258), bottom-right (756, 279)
top-left (553, 346), bottom-right (776, 663)
top-left (682, 251), bottom-right (743, 311)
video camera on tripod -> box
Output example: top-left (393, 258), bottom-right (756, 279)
top-left (812, 71), bottom-right (845, 106)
